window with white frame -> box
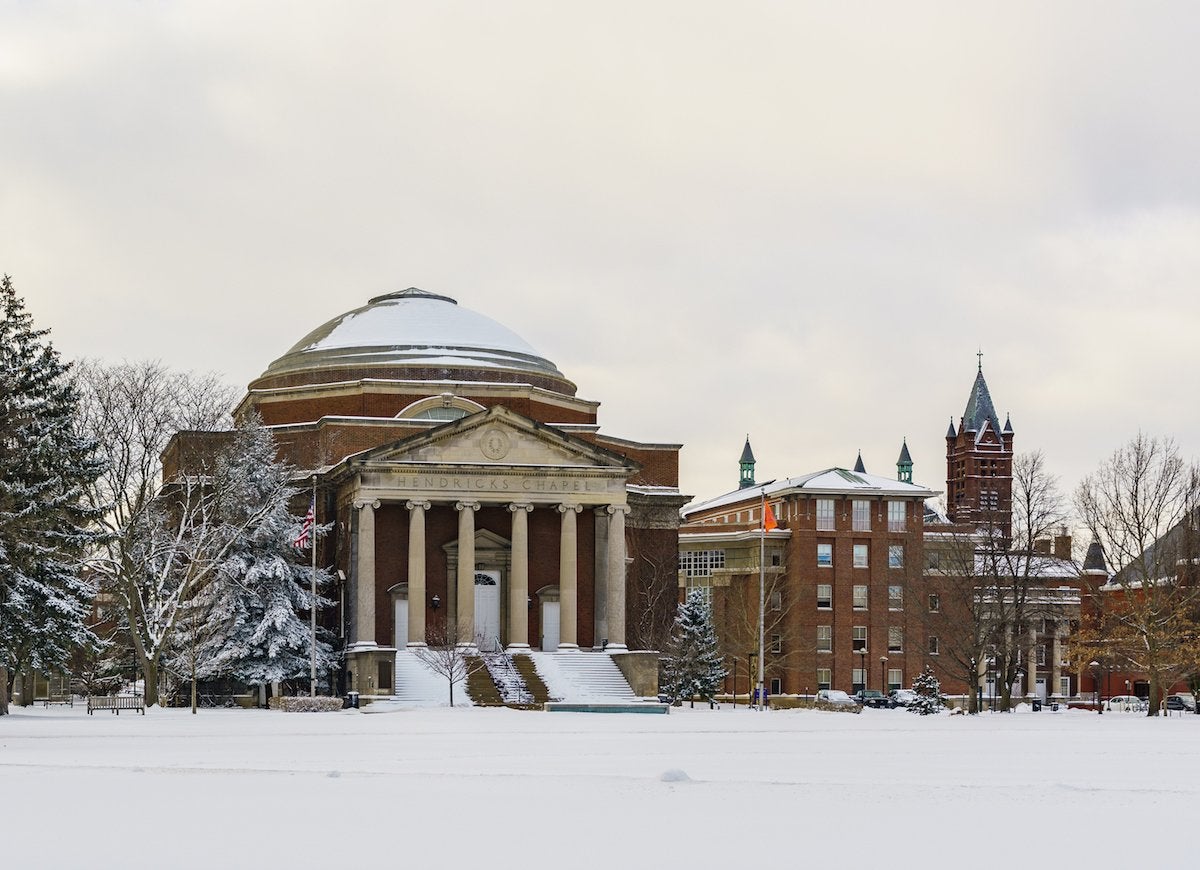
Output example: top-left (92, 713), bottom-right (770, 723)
top-left (817, 668), bottom-right (831, 690)
top-left (817, 625), bottom-right (832, 652)
top-left (770, 677), bottom-right (782, 695)
top-left (816, 584), bottom-right (832, 609)
top-left (928, 592), bottom-right (940, 612)
top-left (1059, 676), bottom-right (1071, 698)
top-left (929, 635), bottom-right (939, 655)
top-left (852, 668), bottom-right (866, 692)
top-left (888, 626), bottom-right (903, 653)
top-left (853, 625), bottom-right (867, 651)
top-left (852, 499), bottom-right (871, 531)
top-left (888, 544), bottom-right (904, 568)
top-left (771, 634), bottom-right (782, 654)
top-left (887, 669), bottom-right (902, 691)
top-left (679, 549), bottom-right (725, 577)
top-left (926, 550), bottom-right (941, 570)
top-left (817, 543), bottom-right (833, 567)
top-left (816, 498), bottom-right (835, 531)
top-left (888, 585), bottom-right (903, 610)
top-left (769, 590), bottom-right (782, 611)
top-left (685, 575), bottom-right (712, 607)
top-left (887, 500), bottom-right (907, 532)
top-left (853, 543), bottom-right (868, 568)
top-left (853, 585), bottom-right (868, 610)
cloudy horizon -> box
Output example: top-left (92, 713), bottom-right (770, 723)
top-left (4, 2), bottom-right (1198, 521)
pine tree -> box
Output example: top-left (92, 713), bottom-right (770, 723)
top-left (0, 276), bottom-right (105, 713)
top-left (661, 590), bottom-right (727, 706)
top-left (174, 415), bottom-right (336, 702)
top-left (909, 664), bottom-right (944, 716)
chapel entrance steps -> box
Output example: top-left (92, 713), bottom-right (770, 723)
top-left (392, 648), bottom-right (463, 706)
top-left (479, 650), bottom-right (534, 706)
top-left (529, 651), bottom-right (637, 702)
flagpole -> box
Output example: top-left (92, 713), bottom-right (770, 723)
top-left (758, 488), bottom-right (766, 711)
top-left (310, 474), bottom-right (318, 698)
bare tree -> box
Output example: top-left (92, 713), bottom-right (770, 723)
top-left (1076, 434), bottom-right (1200, 715)
top-left (412, 622), bottom-right (486, 707)
top-left (627, 531), bottom-right (681, 652)
top-left (716, 570), bottom-right (803, 693)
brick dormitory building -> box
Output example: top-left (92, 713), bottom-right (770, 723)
top-left (679, 363), bottom-right (1088, 704)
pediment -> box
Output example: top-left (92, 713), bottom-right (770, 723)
top-left (352, 405), bottom-right (636, 472)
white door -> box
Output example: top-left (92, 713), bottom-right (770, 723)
top-left (394, 597), bottom-right (408, 648)
top-left (1036, 678), bottom-right (1047, 701)
top-left (474, 572), bottom-right (501, 651)
top-left (541, 600), bottom-right (560, 652)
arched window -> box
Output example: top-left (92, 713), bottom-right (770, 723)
top-left (397, 393), bottom-right (485, 421)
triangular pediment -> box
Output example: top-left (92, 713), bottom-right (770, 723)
top-left (350, 405), bottom-right (638, 472)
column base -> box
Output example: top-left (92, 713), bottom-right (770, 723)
top-left (506, 643), bottom-right (531, 653)
top-left (556, 643), bottom-right (580, 652)
top-left (603, 643), bottom-right (628, 652)
top-left (456, 642), bottom-right (479, 653)
top-left (405, 641), bottom-right (428, 650)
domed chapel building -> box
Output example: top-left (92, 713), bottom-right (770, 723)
top-left (164, 287), bottom-right (687, 699)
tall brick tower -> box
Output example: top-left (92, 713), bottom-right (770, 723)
top-left (945, 356), bottom-right (1013, 541)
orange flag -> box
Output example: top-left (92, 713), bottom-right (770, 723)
top-left (762, 498), bottom-right (778, 532)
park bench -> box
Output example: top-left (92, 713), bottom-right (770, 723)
top-left (38, 694), bottom-right (74, 708)
top-left (87, 695), bottom-right (145, 715)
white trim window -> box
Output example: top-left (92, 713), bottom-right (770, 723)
top-left (928, 592), bottom-right (940, 612)
top-left (680, 549), bottom-right (725, 577)
top-left (887, 500), bottom-right (907, 532)
top-left (816, 498), bottom-right (835, 531)
top-left (888, 544), bottom-right (904, 568)
top-left (853, 625), bottom-right (867, 652)
top-left (888, 585), bottom-right (903, 610)
top-left (853, 585), bottom-right (868, 610)
top-left (853, 543), bottom-right (868, 568)
top-left (852, 668), bottom-right (866, 692)
top-left (817, 543), bottom-right (833, 567)
top-left (771, 634), bottom-right (782, 654)
top-left (817, 625), bottom-right (832, 653)
top-left (817, 669), bottom-right (831, 690)
top-left (1059, 676), bottom-right (1071, 698)
top-left (888, 626), bottom-right (903, 653)
top-left (852, 499), bottom-right (871, 531)
top-left (929, 635), bottom-right (939, 655)
top-left (816, 583), bottom-right (832, 609)
top-left (887, 669), bottom-right (902, 691)
top-left (770, 677), bottom-right (782, 695)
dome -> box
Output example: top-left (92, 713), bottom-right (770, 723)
top-left (261, 288), bottom-right (572, 391)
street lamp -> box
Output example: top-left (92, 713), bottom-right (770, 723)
top-left (1016, 668), bottom-right (1024, 707)
top-left (858, 648), bottom-right (868, 697)
top-left (970, 657), bottom-right (978, 714)
top-left (880, 655), bottom-right (889, 697)
top-left (987, 657), bottom-right (995, 712)
top-left (1090, 660), bottom-right (1102, 714)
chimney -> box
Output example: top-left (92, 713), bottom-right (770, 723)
top-left (1054, 533), bottom-right (1072, 561)
top-left (1033, 539), bottom-right (1051, 555)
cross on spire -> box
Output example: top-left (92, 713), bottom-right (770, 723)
top-left (977, 348), bottom-right (983, 372)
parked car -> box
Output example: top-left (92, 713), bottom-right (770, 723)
top-left (852, 689), bottom-right (891, 708)
top-left (889, 688), bottom-right (918, 707)
top-left (1165, 694), bottom-right (1196, 712)
top-left (1104, 695), bottom-right (1145, 712)
top-left (815, 689), bottom-right (859, 708)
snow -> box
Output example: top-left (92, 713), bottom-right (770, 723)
top-left (2, 705), bottom-right (1197, 868)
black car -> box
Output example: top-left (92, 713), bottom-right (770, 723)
top-left (853, 689), bottom-right (891, 708)
top-left (1166, 694), bottom-right (1196, 712)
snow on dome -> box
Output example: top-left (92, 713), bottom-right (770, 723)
top-left (263, 287), bottom-right (566, 381)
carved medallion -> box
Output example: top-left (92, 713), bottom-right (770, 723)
top-left (480, 426), bottom-right (511, 461)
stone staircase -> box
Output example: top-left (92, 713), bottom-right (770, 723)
top-left (392, 649), bottom-right (470, 706)
top-left (529, 651), bottom-right (636, 702)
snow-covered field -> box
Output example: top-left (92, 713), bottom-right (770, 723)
top-left (3, 704), bottom-right (1196, 868)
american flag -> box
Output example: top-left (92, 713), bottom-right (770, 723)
top-left (293, 499), bottom-right (315, 549)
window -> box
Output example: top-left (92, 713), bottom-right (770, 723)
top-left (685, 575), bottom-right (712, 607)
top-left (926, 550), bottom-right (941, 571)
top-left (852, 499), bottom-right (871, 531)
top-left (770, 552), bottom-right (781, 567)
top-left (769, 590), bottom-right (782, 611)
top-left (816, 498), bottom-right (835, 530)
top-left (888, 626), bottom-right (903, 653)
top-left (982, 489), bottom-right (999, 510)
top-left (817, 543), bottom-right (833, 567)
top-left (853, 543), bottom-right (868, 568)
top-left (1036, 644), bottom-right (1046, 666)
top-left (887, 669), bottom-right (902, 691)
top-left (1059, 676), bottom-right (1071, 698)
top-left (853, 626), bottom-right (867, 651)
top-left (679, 549), bottom-right (725, 577)
top-left (928, 593), bottom-right (940, 612)
top-left (817, 668), bottom-right (831, 690)
top-left (816, 584), bottom-right (832, 609)
top-left (852, 668), bottom-right (866, 693)
top-left (853, 585), bottom-right (868, 610)
top-left (771, 634), bottom-right (782, 654)
top-left (929, 635), bottom-right (939, 655)
top-left (887, 500), bottom-right (907, 532)
top-left (888, 585), bottom-right (903, 610)
top-left (888, 544), bottom-right (904, 568)
top-left (770, 677), bottom-right (782, 696)
top-left (817, 625), bottom-right (832, 652)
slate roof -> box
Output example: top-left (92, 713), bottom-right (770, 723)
top-left (962, 368), bottom-right (1005, 443)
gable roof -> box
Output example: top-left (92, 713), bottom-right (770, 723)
top-left (683, 467), bottom-right (937, 517)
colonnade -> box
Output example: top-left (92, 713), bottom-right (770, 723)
top-left (350, 498), bottom-right (629, 652)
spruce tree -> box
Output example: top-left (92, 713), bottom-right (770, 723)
top-left (175, 415), bottom-right (336, 698)
top-left (909, 664), bottom-right (944, 715)
top-left (662, 590), bottom-right (727, 706)
top-left (0, 276), bottom-right (104, 713)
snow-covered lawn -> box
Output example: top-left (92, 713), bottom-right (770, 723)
top-left (2, 704), bottom-right (1196, 868)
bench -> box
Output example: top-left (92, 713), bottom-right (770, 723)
top-left (87, 695), bottom-right (145, 715)
top-left (38, 695), bottom-right (74, 708)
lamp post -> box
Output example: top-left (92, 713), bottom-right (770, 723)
top-left (1090, 660), bottom-right (1102, 714)
top-left (880, 655), bottom-right (889, 697)
top-left (970, 657), bottom-right (977, 714)
top-left (987, 657), bottom-right (995, 712)
top-left (1016, 668), bottom-right (1024, 708)
top-left (858, 648), bottom-right (867, 697)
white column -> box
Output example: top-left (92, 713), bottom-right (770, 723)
top-left (405, 500), bottom-right (430, 647)
top-left (351, 499), bottom-right (380, 648)
top-left (1027, 626), bottom-right (1038, 698)
top-left (507, 503), bottom-right (533, 650)
top-left (1051, 628), bottom-right (1064, 698)
top-left (558, 503), bottom-right (582, 651)
top-left (605, 504), bottom-right (629, 651)
top-left (455, 501), bottom-right (480, 648)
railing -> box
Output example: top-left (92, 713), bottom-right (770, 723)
top-left (481, 651), bottom-right (533, 705)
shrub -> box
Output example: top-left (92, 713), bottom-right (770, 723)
top-left (268, 696), bottom-right (345, 712)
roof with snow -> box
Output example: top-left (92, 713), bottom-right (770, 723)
top-left (262, 287), bottom-right (568, 384)
top-left (961, 367), bottom-right (1005, 443)
top-left (683, 467), bottom-right (937, 517)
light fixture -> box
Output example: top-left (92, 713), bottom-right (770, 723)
top-left (431, 594), bottom-right (441, 610)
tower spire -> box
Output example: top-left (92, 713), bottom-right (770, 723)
top-left (739, 435), bottom-right (756, 490)
top-left (897, 438), bottom-right (913, 483)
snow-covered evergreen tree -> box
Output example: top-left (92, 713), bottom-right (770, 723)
top-left (909, 664), bottom-right (944, 715)
top-left (0, 276), bottom-right (105, 714)
top-left (661, 590), bottom-right (727, 706)
top-left (173, 415), bottom-right (336, 701)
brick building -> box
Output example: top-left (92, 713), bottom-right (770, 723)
top-left (165, 287), bottom-right (686, 698)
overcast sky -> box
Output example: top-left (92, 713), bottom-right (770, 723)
top-left (3, 2), bottom-right (1198, 516)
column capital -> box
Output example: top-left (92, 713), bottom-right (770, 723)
top-left (455, 500), bottom-right (481, 512)
top-left (558, 503), bottom-right (583, 514)
top-left (606, 504), bottom-right (630, 517)
top-left (405, 499), bottom-right (432, 511)
top-left (354, 499), bottom-right (381, 511)
top-left (508, 502), bottom-right (534, 514)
